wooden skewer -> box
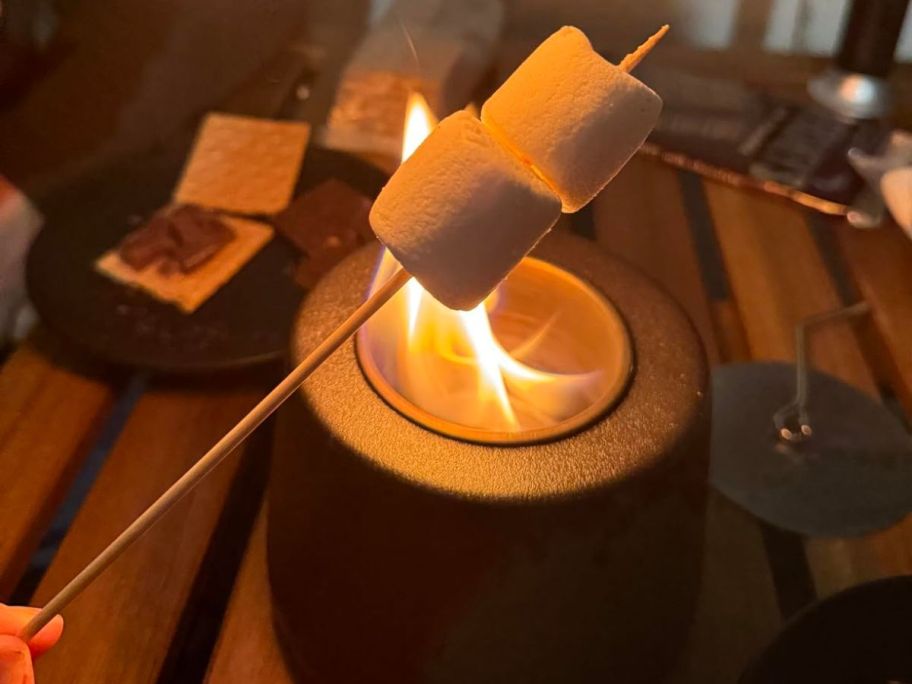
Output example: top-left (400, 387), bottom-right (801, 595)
top-left (20, 268), bottom-right (412, 641)
top-left (618, 24), bottom-right (669, 73)
top-left (20, 24), bottom-right (670, 644)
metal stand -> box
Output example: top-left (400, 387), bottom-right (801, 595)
top-left (710, 303), bottom-right (912, 536)
top-left (772, 302), bottom-right (871, 443)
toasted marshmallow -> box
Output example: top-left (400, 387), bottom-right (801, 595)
top-left (482, 26), bottom-right (662, 212)
top-left (369, 111), bottom-right (561, 310)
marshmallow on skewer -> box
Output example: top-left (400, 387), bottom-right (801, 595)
top-left (370, 110), bottom-right (561, 311)
top-left (481, 26), bottom-right (663, 213)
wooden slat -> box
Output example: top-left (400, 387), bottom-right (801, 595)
top-left (824, 221), bottom-right (912, 593)
top-left (804, 521), bottom-right (912, 595)
top-left (704, 181), bottom-right (877, 394)
top-left (711, 300), bottom-right (751, 363)
top-left (0, 330), bottom-right (116, 596)
top-left (593, 157), bottom-right (720, 365)
top-left (32, 379), bottom-right (267, 683)
top-left (703, 181), bottom-right (912, 597)
top-left (835, 220), bottom-right (912, 416)
top-left (595, 158), bottom-right (781, 683)
top-left (204, 507), bottom-right (295, 684)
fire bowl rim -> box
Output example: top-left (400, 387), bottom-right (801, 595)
top-left (291, 231), bottom-right (708, 502)
top-left (354, 256), bottom-right (635, 446)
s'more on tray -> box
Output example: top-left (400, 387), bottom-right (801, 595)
top-left (96, 112), bottom-right (311, 313)
top-left (96, 214), bottom-right (274, 314)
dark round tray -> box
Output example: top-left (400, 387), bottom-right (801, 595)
top-left (742, 575), bottom-right (912, 683)
top-left (27, 146), bottom-right (388, 374)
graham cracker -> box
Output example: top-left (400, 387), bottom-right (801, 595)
top-left (174, 113), bottom-right (310, 215)
top-left (96, 217), bottom-right (274, 313)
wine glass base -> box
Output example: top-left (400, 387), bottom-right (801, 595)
top-left (710, 362), bottom-right (912, 536)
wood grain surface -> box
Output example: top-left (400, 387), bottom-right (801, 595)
top-left (836, 220), bottom-right (912, 415)
top-left (704, 181), bottom-right (877, 394)
top-left (593, 158), bottom-right (721, 364)
top-left (204, 506), bottom-right (295, 684)
top-left (0, 330), bottom-right (116, 596)
top-left (31, 379), bottom-right (267, 683)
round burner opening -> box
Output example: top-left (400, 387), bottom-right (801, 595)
top-left (356, 256), bottom-right (633, 445)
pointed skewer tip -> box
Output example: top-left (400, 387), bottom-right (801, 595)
top-left (618, 24), bottom-right (669, 73)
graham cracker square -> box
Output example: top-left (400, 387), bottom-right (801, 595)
top-left (174, 113), bottom-right (310, 215)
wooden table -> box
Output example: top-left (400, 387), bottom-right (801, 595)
top-left (2, 41), bottom-right (912, 684)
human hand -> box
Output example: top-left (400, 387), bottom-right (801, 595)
top-left (0, 605), bottom-right (63, 684)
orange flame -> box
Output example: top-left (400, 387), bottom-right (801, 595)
top-left (401, 91), bottom-right (434, 161)
top-left (362, 94), bottom-right (602, 432)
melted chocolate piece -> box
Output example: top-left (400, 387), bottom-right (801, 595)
top-left (167, 205), bottom-right (234, 272)
top-left (118, 213), bottom-right (173, 270)
top-left (274, 179), bottom-right (374, 288)
top-left (116, 204), bottom-right (235, 274)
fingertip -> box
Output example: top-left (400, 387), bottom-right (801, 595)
top-left (0, 634), bottom-right (34, 682)
top-left (27, 615), bottom-right (63, 660)
top-left (0, 607), bottom-right (63, 659)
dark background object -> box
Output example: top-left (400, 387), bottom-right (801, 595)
top-left (269, 232), bottom-right (710, 683)
top-left (27, 146), bottom-right (387, 374)
top-left (0, 0), bottom-right (320, 195)
top-left (741, 575), bottom-right (912, 684)
top-left (808, 0), bottom-right (910, 119)
top-left (837, 0), bottom-right (910, 77)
